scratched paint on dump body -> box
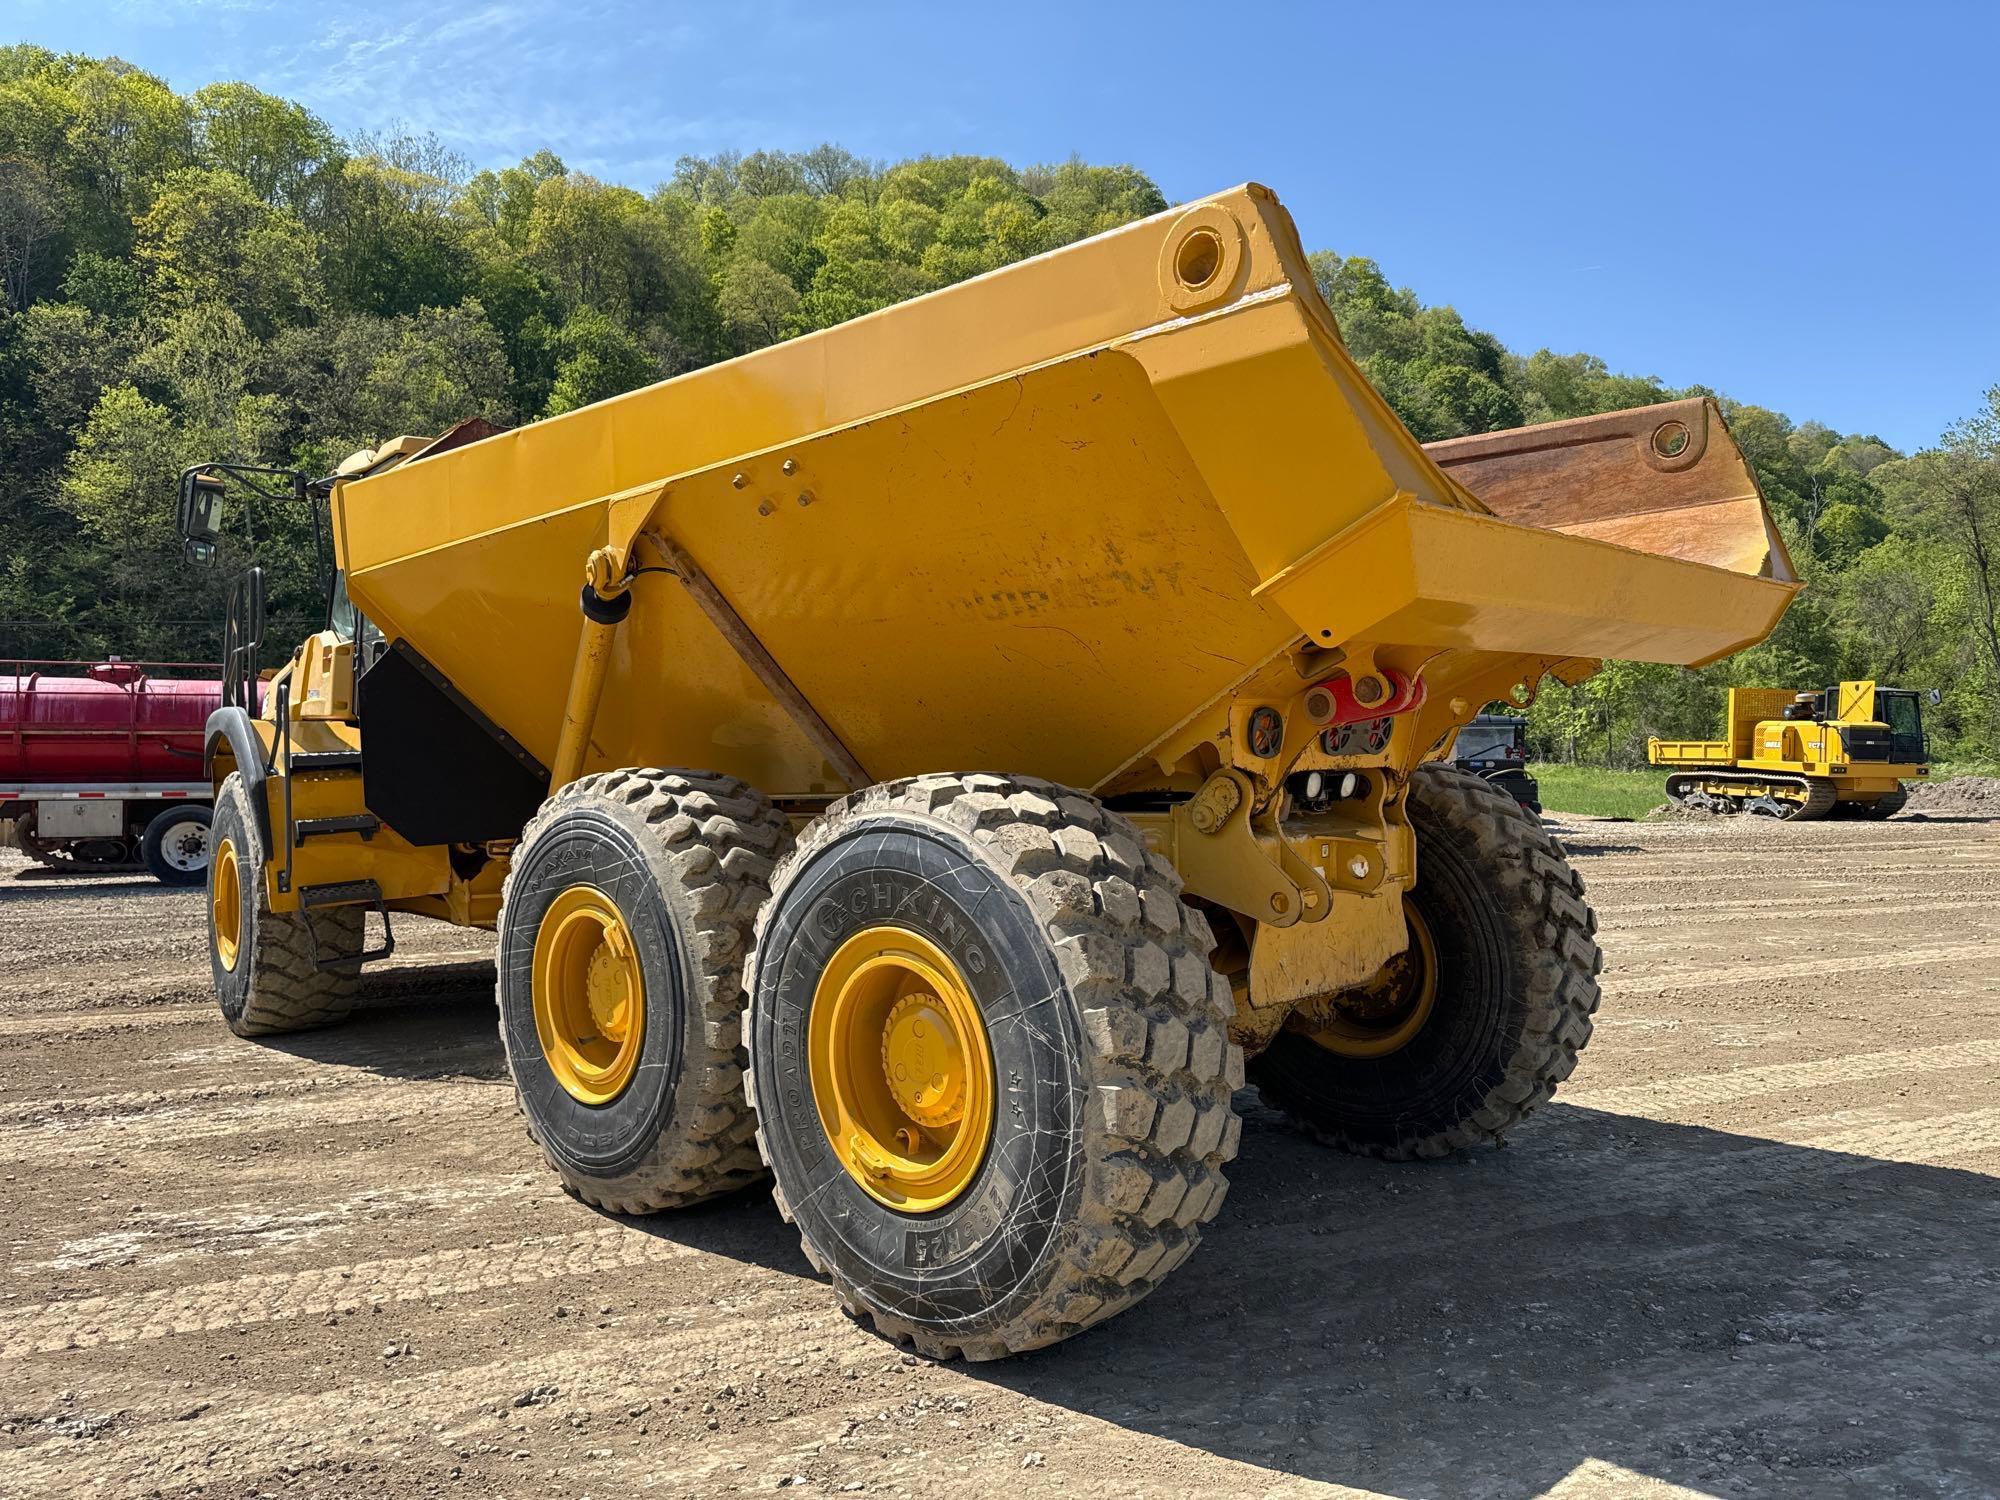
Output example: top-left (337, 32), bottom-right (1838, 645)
top-left (336, 183), bottom-right (1799, 793)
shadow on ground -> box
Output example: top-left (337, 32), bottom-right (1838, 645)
top-left (256, 964), bottom-right (506, 1083)
top-left (971, 1103), bottom-right (2000, 1496)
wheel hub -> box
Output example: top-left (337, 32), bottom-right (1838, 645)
top-left (809, 927), bottom-right (994, 1212)
top-left (1293, 897), bottom-right (1439, 1059)
top-left (211, 837), bottom-right (242, 971)
top-left (531, 886), bottom-right (645, 1106)
top-left (164, 820), bottom-right (210, 871)
top-left (881, 993), bottom-right (967, 1129)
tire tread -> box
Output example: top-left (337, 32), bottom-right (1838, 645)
top-left (748, 772), bottom-right (1243, 1360)
top-left (1257, 763), bottom-right (1602, 1161)
top-left (497, 768), bottom-right (789, 1214)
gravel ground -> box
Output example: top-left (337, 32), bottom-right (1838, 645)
top-left (0, 811), bottom-right (1996, 1498)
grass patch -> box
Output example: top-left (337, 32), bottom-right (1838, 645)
top-left (1933, 760), bottom-right (2000, 780)
top-left (1531, 764), bottom-right (1663, 821)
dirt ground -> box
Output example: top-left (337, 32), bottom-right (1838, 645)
top-left (0, 810), bottom-right (1996, 1499)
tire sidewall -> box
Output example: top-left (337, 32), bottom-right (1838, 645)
top-left (208, 776), bottom-right (262, 1028)
top-left (498, 801), bottom-right (699, 1185)
top-left (751, 814), bottom-right (1086, 1337)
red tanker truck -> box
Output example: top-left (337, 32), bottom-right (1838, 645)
top-left (0, 659), bottom-right (230, 885)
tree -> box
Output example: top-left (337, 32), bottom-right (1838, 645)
top-left (1874, 389), bottom-right (2000, 727)
top-left (0, 156), bottom-right (57, 309)
top-left (718, 257), bottom-right (799, 351)
top-left (133, 167), bottom-right (319, 332)
top-left (321, 146), bottom-right (473, 318)
top-left (543, 307), bottom-right (655, 416)
top-left (190, 82), bottom-right (337, 210)
top-left (17, 297), bottom-right (132, 434)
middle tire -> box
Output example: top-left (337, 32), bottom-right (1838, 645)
top-left (496, 768), bottom-right (790, 1214)
top-left (748, 773), bottom-right (1242, 1361)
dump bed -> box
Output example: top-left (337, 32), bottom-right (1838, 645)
top-left (337, 184), bottom-right (1798, 795)
top-left (1651, 687), bottom-right (1799, 767)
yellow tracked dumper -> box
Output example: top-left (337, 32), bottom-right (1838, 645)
top-left (1649, 681), bottom-right (1930, 819)
top-left (178, 184), bottom-right (1798, 1358)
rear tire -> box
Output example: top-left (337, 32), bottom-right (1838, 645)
top-left (142, 804), bottom-right (211, 886)
top-left (1250, 764), bottom-right (1601, 1160)
top-left (747, 773), bottom-right (1242, 1360)
top-left (495, 768), bottom-right (789, 1213)
top-left (208, 773), bottom-right (361, 1037)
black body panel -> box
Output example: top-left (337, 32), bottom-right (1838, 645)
top-left (357, 639), bottom-right (548, 846)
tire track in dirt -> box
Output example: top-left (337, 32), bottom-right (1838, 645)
top-left (0, 960), bottom-right (496, 1033)
top-left (0, 1006), bottom-right (210, 1038)
top-left (1601, 895), bottom-right (1994, 929)
top-left (0, 1225), bottom-right (711, 1358)
top-left (1600, 938), bottom-right (2000, 992)
top-left (24, 1174), bottom-right (545, 1275)
top-left (0, 1074), bottom-right (419, 1128)
top-left (0, 1084), bottom-right (507, 1164)
top-left (8, 1102), bottom-right (1995, 1498)
top-left (1563, 1037), bottom-right (2000, 1116)
top-left (1584, 859), bottom-right (2000, 891)
top-left (0, 1290), bottom-right (846, 1496)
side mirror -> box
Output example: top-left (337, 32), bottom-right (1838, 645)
top-left (184, 536), bottom-right (218, 566)
top-left (1928, 688), bottom-right (1943, 706)
top-left (178, 470), bottom-right (227, 546)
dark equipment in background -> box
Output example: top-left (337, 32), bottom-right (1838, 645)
top-left (1451, 713), bottom-right (1541, 814)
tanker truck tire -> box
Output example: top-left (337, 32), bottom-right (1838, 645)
top-left (208, 773), bottom-right (361, 1037)
top-left (746, 773), bottom-right (1242, 1360)
top-left (142, 804), bottom-right (212, 886)
top-left (1250, 764), bottom-right (1602, 1160)
top-left (495, 769), bottom-right (790, 1214)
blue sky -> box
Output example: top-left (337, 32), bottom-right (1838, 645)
top-left (12, 1), bottom-right (1997, 451)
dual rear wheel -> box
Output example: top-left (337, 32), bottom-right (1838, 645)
top-left (496, 770), bottom-right (1241, 1357)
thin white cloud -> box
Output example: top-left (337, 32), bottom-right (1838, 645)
top-left (249, 1), bottom-right (734, 179)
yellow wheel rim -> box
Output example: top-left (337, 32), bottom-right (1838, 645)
top-left (531, 886), bottom-right (646, 1106)
top-left (211, 837), bottom-right (242, 972)
top-left (1301, 897), bottom-right (1440, 1059)
top-left (808, 926), bottom-right (995, 1213)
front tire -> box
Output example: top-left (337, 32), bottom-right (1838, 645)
top-left (495, 768), bottom-right (789, 1214)
top-left (748, 773), bottom-right (1242, 1360)
top-left (208, 773), bottom-right (361, 1037)
top-left (142, 804), bottom-right (212, 886)
top-left (1250, 764), bottom-right (1601, 1160)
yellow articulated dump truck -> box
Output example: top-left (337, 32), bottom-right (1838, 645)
top-left (177, 184), bottom-right (1797, 1359)
top-left (1649, 681), bottom-right (1931, 819)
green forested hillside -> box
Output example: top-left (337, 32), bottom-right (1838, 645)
top-left (2, 48), bottom-right (1995, 759)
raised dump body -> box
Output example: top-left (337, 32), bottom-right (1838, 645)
top-left (187, 182), bottom-right (1801, 1362)
top-left (332, 190), bottom-right (1794, 801)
